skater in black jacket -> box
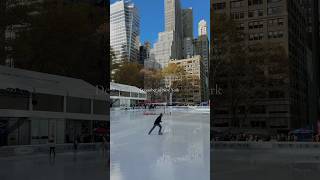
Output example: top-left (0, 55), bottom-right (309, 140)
top-left (148, 113), bottom-right (163, 135)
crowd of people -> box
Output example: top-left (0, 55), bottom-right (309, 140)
top-left (211, 133), bottom-right (320, 142)
top-left (124, 104), bottom-right (159, 110)
top-left (48, 134), bottom-right (108, 158)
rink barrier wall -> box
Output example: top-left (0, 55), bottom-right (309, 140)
top-left (211, 141), bottom-right (320, 150)
top-left (0, 143), bottom-right (109, 157)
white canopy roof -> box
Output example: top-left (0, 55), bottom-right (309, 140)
top-left (110, 82), bottom-right (146, 94)
top-left (0, 65), bottom-right (107, 100)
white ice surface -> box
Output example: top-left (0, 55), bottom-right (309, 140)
top-left (110, 108), bottom-right (210, 180)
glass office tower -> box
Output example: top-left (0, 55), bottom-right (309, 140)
top-left (110, 0), bottom-right (140, 64)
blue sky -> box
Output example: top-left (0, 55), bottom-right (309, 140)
top-left (110, 0), bottom-right (210, 46)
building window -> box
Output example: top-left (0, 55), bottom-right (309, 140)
top-left (139, 93), bottom-right (146, 98)
top-left (268, 7), bottom-right (283, 15)
top-left (259, 33), bottom-right (264, 40)
top-left (268, 0), bottom-right (282, 3)
top-left (65, 120), bottom-right (94, 143)
top-left (231, 0), bottom-right (244, 8)
top-left (110, 90), bottom-right (119, 96)
top-left (269, 111), bottom-right (288, 114)
top-left (213, 2), bottom-right (226, 10)
top-left (33, 93), bottom-right (64, 112)
top-left (278, 31), bottom-right (284, 38)
top-left (67, 97), bottom-right (91, 114)
top-left (249, 34), bottom-right (254, 41)
top-left (268, 19), bottom-right (276, 25)
top-left (249, 105), bottom-right (266, 114)
top-left (0, 88), bottom-right (29, 110)
top-left (231, 12), bottom-right (245, 20)
top-left (255, 91), bottom-right (266, 98)
top-left (131, 92), bottom-right (139, 98)
top-left (269, 91), bottom-right (285, 98)
top-left (278, 18), bottom-right (284, 26)
top-left (249, 21), bottom-right (263, 29)
top-left (237, 23), bottom-right (245, 30)
top-left (31, 119), bottom-right (50, 144)
top-left (0, 118), bottom-right (31, 146)
top-left (4, 30), bottom-right (16, 41)
top-left (249, 33), bottom-right (264, 41)
top-left (248, 10), bottom-right (263, 18)
top-left (268, 31), bottom-right (284, 39)
top-left (269, 18), bottom-right (284, 26)
top-left (251, 121), bottom-right (266, 128)
top-left (120, 91), bottom-right (130, 97)
top-left (248, 11), bottom-right (254, 17)
top-left (248, 0), bottom-right (263, 6)
top-left (93, 100), bottom-right (108, 115)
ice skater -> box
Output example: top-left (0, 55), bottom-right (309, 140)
top-left (148, 113), bottom-right (163, 135)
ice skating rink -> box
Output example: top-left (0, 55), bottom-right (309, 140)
top-left (212, 148), bottom-right (320, 180)
top-left (0, 151), bottom-right (108, 180)
top-left (110, 107), bottom-right (210, 180)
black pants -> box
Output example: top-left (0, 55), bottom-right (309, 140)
top-left (148, 124), bottom-right (162, 135)
top-left (50, 147), bottom-right (56, 156)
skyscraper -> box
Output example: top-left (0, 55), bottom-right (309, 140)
top-left (182, 8), bottom-right (194, 58)
top-left (153, 0), bottom-right (184, 68)
top-left (301, 0), bottom-right (320, 130)
top-left (139, 41), bottom-right (151, 65)
top-left (182, 8), bottom-right (193, 38)
top-left (195, 19), bottom-right (209, 74)
top-left (183, 37), bottom-right (194, 58)
top-left (110, 0), bottom-right (140, 64)
top-left (198, 19), bottom-right (207, 36)
top-left (165, 0), bottom-right (183, 34)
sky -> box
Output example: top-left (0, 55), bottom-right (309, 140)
top-left (110, 0), bottom-right (210, 46)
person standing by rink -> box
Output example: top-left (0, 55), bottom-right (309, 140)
top-left (148, 113), bottom-right (163, 135)
top-left (73, 138), bottom-right (78, 152)
top-left (102, 136), bottom-right (106, 155)
top-left (48, 138), bottom-right (56, 157)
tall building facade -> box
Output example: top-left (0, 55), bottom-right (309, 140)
top-left (211, 0), bottom-right (319, 133)
top-left (165, 0), bottom-right (183, 59)
top-left (194, 19), bottom-right (209, 74)
top-left (152, 31), bottom-right (177, 68)
top-left (194, 36), bottom-right (209, 74)
top-left (2, 0), bottom-right (44, 67)
top-left (183, 37), bottom-right (194, 58)
top-left (110, 0), bottom-right (140, 64)
top-left (168, 55), bottom-right (207, 105)
top-left (139, 41), bottom-right (151, 65)
top-left (182, 8), bottom-right (194, 58)
top-left (165, 0), bottom-right (183, 33)
top-left (153, 0), bottom-right (186, 68)
top-left (198, 19), bottom-right (208, 36)
top-left (182, 8), bottom-right (193, 38)
top-left (301, 0), bottom-right (320, 130)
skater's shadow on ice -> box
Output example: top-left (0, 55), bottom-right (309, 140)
top-left (148, 133), bottom-right (167, 136)
top-left (148, 130), bottom-right (170, 135)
